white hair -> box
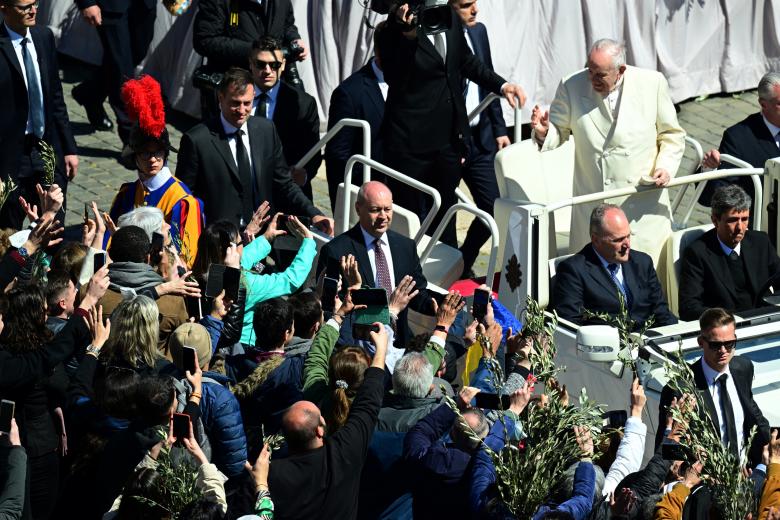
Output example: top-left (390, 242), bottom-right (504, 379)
top-left (589, 38), bottom-right (626, 69)
top-left (117, 206), bottom-right (165, 241)
top-left (758, 72), bottom-right (780, 101)
top-left (392, 352), bottom-right (433, 398)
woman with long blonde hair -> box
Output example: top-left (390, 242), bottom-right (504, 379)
top-left (104, 295), bottom-right (171, 374)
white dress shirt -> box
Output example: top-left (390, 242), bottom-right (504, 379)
top-left (220, 113), bottom-right (254, 172)
top-left (604, 75), bottom-right (624, 119)
top-left (763, 115), bottom-right (780, 150)
top-left (360, 225), bottom-right (396, 291)
top-left (592, 246), bottom-right (626, 286)
top-left (5, 24), bottom-right (43, 136)
top-left (371, 58), bottom-right (388, 101)
top-left (251, 81), bottom-right (281, 119)
top-left (699, 357), bottom-right (746, 455)
top-left (141, 166), bottom-right (173, 192)
top-left (463, 29), bottom-right (480, 127)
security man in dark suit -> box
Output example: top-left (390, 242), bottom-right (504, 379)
top-left (679, 185), bottom-right (780, 321)
top-left (316, 181), bottom-right (445, 348)
top-left (377, 3), bottom-right (525, 247)
top-left (0, 0), bottom-right (78, 229)
top-left (452, 0), bottom-right (509, 278)
top-left (176, 68), bottom-right (332, 234)
top-left (194, 0), bottom-right (307, 117)
top-left (699, 72), bottom-right (780, 206)
top-left (324, 21), bottom-right (387, 212)
top-left (552, 203), bottom-right (678, 330)
top-left (655, 308), bottom-right (769, 467)
top-left (72, 0), bottom-right (157, 140)
top-left (248, 36), bottom-right (320, 201)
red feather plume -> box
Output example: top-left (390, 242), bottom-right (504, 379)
top-left (120, 75), bottom-right (166, 138)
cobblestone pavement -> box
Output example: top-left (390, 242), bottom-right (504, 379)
top-left (60, 57), bottom-right (759, 270)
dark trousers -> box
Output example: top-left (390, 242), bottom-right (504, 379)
top-left (458, 136), bottom-right (500, 274)
top-left (383, 144), bottom-right (460, 247)
top-left (73, 4), bottom-right (156, 141)
top-left (0, 142), bottom-right (67, 230)
top-left (24, 450), bottom-right (59, 520)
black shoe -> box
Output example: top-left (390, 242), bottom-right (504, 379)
top-left (72, 87), bottom-right (113, 131)
top-left (460, 268), bottom-right (477, 281)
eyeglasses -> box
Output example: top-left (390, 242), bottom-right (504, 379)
top-left (13, 1), bottom-right (39, 13)
top-left (703, 338), bottom-right (737, 351)
top-left (253, 59), bottom-right (282, 71)
top-left (137, 150), bottom-right (165, 160)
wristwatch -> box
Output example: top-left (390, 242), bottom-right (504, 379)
top-left (16, 246), bottom-right (29, 260)
top-left (434, 324), bottom-right (449, 333)
top-left (85, 344), bottom-right (101, 358)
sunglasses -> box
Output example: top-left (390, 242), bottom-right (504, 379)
top-left (703, 338), bottom-right (737, 351)
top-left (137, 150), bottom-right (165, 160)
top-left (254, 59), bottom-right (282, 71)
top-left (13, 0), bottom-right (38, 13)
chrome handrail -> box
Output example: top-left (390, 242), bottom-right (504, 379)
top-left (295, 118), bottom-right (372, 184)
top-left (418, 202), bottom-right (500, 285)
top-left (342, 154), bottom-right (442, 242)
top-left (467, 92), bottom-right (522, 143)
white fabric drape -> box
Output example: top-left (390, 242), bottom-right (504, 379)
top-left (41, 0), bottom-right (780, 125)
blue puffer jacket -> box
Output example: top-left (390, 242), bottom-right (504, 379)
top-left (200, 370), bottom-right (247, 478)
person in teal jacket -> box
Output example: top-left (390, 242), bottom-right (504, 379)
top-left (240, 215), bottom-right (317, 347)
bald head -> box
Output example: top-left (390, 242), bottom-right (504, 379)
top-left (356, 181), bottom-right (393, 238)
top-left (590, 204), bottom-right (631, 264)
top-left (282, 401), bottom-right (325, 452)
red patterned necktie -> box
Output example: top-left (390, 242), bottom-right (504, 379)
top-left (373, 238), bottom-right (392, 293)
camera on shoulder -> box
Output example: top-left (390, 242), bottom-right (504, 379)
top-left (370, 0), bottom-right (452, 35)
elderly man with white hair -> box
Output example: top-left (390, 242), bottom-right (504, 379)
top-left (531, 38), bottom-right (686, 262)
top-left (699, 71), bottom-right (780, 206)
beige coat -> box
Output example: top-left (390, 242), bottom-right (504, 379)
top-left (541, 65), bottom-right (686, 262)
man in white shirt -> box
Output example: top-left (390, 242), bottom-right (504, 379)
top-left (531, 38), bottom-right (685, 260)
top-left (699, 72), bottom-right (780, 206)
top-left (656, 307), bottom-right (769, 466)
top-left (316, 181), bottom-right (445, 347)
top-left (176, 67), bottom-right (332, 235)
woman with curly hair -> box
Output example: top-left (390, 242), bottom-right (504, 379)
top-left (0, 284), bottom-right (68, 520)
top-left (103, 294), bottom-right (173, 374)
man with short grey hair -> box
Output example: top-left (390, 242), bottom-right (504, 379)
top-left (678, 184), bottom-right (780, 320)
top-left (552, 203), bottom-right (677, 329)
top-left (531, 38), bottom-right (685, 260)
top-left (700, 72), bottom-right (780, 205)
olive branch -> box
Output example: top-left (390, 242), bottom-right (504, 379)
top-left (37, 139), bottom-right (57, 186)
top-left (0, 178), bottom-right (17, 210)
top-left (520, 295), bottom-right (560, 382)
top-left (582, 290), bottom-right (654, 374)
top-left (447, 328), bottom-right (605, 518)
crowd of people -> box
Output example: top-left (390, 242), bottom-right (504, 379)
top-left (1, 0), bottom-right (780, 519)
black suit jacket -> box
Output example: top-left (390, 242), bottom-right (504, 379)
top-left (0, 25), bottom-right (76, 181)
top-left (324, 61), bottom-right (385, 209)
top-left (465, 23), bottom-right (507, 155)
top-left (699, 112), bottom-right (779, 205)
top-left (75, 0), bottom-right (155, 13)
top-left (378, 12), bottom-right (505, 154)
top-left (271, 81), bottom-right (321, 181)
top-left (176, 115), bottom-right (321, 227)
top-left (316, 225), bottom-right (444, 347)
top-left (552, 245), bottom-right (678, 329)
top-left (678, 229), bottom-right (780, 321)
top-left (194, 0), bottom-right (300, 72)
top-left (655, 356), bottom-right (770, 466)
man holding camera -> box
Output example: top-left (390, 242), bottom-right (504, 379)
top-left (193, 0), bottom-right (308, 118)
top-left (248, 36), bottom-right (321, 201)
top-left (376, 1), bottom-right (526, 247)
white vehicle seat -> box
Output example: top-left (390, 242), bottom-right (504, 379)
top-left (493, 139), bottom-right (576, 264)
top-left (662, 224), bottom-right (711, 317)
top-left (548, 254), bottom-right (573, 306)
